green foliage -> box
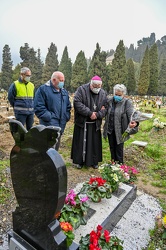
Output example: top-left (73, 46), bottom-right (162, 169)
top-left (110, 40), bottom-right (127, 87)
top-left (137, 46), bottom-right (150, 95)
top-left (42, 42), bottom-right (59, 82)
top-left (126, 58), bottom-right (136, 94)
top-left (88, 43), bottom-right (109, 92)
top-left (0, 160), bottom-right (10, 204)
top-left (1, 44), bottom-right (13, 90)
top-left (58, 46), bottom-right (72, 91)
top-left (158, 58), bottom-right (166, 95)
top-left (80, 177), bottom-right (112, 202)
top-left (19, 43), bottom-right (43, 88)
top-left (70, 50), bottom-right (88, 92)
top-left (148, 43), bottom-right (159, 95)
top-left (12, 64), bottom-right (21, 81)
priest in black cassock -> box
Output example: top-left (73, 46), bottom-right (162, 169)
top-left (71, 76), bottom-right (107, 169)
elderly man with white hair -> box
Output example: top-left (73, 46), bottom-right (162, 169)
top-left (34, 71), bottom-right (71, 150)
top-left (103, 84), bottom-right (138, 164)
top-left (71, 75), bottom-right (107, 169)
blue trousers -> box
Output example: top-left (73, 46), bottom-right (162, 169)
top-left (15, 113), bottom-right (34, 131)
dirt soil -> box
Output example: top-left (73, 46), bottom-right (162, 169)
top-left (0, 110), bottom-right (165, 246)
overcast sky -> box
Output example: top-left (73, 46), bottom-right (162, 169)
top-left (0, 0), bottom-right (166, 65)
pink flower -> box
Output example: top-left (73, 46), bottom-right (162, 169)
top-left (80, 196), bottom-right (89, 202)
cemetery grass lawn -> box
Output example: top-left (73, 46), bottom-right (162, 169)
top-left (0, 106), bottom-right (166, 248)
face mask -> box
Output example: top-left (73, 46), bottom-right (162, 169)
top-left (114, 95), bottom-right (123, 102)
top-left (91, 88), bottom-right (101, 94)
top-left (57, 82), bottom-right (64, 89)
top-left (24, 76), bottom-right (31, 82)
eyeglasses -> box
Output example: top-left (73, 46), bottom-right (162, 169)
top-left (25, 75), bottom-right (31, 77)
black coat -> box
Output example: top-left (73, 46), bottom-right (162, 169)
top-left (73, 83), bottom-right (107, 130)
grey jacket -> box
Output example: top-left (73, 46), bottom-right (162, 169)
top-left (103, 97), bottom-right (138, 144)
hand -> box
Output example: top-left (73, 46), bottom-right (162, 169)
top-left (129, 121), bottom-right (137, 128)
top-left (90, 112), bottom-right (97, 120)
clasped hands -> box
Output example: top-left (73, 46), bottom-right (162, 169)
top-left (90, 106), bottom-right (105, 120)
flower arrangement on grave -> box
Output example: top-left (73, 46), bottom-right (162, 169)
top-left (98, 162), bottom-right (125, 192)
top-left (120, 164), bottom-right (139, 184)
top-left (59, 221), bottom-right (75, 247)
top-left (79, 177), bottom-right (112, 203)
top-left (59, 189), bottom-right (89, 229)
top-left (153, 117), bottom-right (166, 131)
top-left (79, 224), bottom-right (124, 250)
top-left (155, 212), bottom-right (166, 240)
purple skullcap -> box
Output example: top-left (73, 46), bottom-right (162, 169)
top-left (91, 75), bottom-right (102, 84)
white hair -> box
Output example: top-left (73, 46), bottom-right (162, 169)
top-left (113, 84), bottom-right (127, 95)
top-left (20, 67), bottom-right (30, 74)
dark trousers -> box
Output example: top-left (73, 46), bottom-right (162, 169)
top-left (108, 131), bottom-right (124, 164)
top-left (15, 113), bottom-right (34, 131)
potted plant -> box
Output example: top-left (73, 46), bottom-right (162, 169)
top-left (59, 189), bottom-right (89, 229)
top-left (80, 177), bottom-right (112, 203)
top-left (59, 221), bottom-right (75, 247)
top-left (79, 224), bottom-right (124, 249)
top-left (98, 162), bottom-right (125, 192)
top-left (120, 164), bottom-right (139, 184)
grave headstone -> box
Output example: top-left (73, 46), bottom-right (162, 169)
top-left (8, 119), bottom-right (78, 250)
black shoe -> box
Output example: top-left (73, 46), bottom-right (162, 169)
top-left (92, 165), bottom-right (98, 169)
top-left (77, 164), bottom-right (83, 169)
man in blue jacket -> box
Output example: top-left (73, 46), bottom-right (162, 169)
top-left (34, 71), bottom-right (71, 150)
top-left (8, 67), bottom-right (34, 130)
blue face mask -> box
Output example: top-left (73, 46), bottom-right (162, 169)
top-left (58, 82), bottom-right (64, 89)
top-left (114, 95), bottom-right (123, 102)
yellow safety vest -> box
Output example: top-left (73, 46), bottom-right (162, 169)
top-left (14, 80), bottom-right (34, 99)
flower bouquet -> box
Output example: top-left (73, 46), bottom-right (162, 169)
top-left (79, 224), bottom-right (124, 250)
top-left (153, 117), bottom-right (166, 131)
top-left (98, 162), bottom-right (124, 192)
top-left (59, 189), bottom-right (89, 229)
top-left (59, 221), bottom-right (75, 247)
top-left (120, 164), bottom-right (139, 184)
top-left (80, 177), bottom-right (112, 203)
top-left (122, 110), bottom-right (152, 141)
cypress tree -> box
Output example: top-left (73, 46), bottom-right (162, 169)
top-left (70, 50), bottom-right (88, 92)
top-left (137, 46), bottom-right (150, 95)
top-left (1, 44), bottom-right (13, 90)
top-left (58, 46), bottom-right (72, 92)
top-left (12, 64), bottom-right (21, 81)
top-left (33, 49), bottom-right (43, 89)
top-left (20, 43), bottom-right (31, 67)
top-left (110, 40), bottom-right (127, 88)
top-left (42, 42), bottom-right (59, 82)
top-left (147, 43), bottom-right (159, 95)
top-left (158, 58), bottom-right (166, 95)
top-left (88, 43), bottom-right (108, 91)
top-left (126, 58), bottom-right (136, 95)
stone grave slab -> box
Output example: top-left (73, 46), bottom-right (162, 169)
top-left (132, 141), bottom-right (148, 147)
top-left (73, 183), bottom-right (137, 244)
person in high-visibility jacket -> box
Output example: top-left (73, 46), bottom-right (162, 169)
top-left (8, 67), bottom-right (35, 130)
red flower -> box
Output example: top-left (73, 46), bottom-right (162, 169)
top-left (89, 177), bottom-right (106, 186)
top-left (97, 225), bottom-right (103, 231)
top-left (60, 221), bottom-right (73, 232)
top-left (104, 230), bottom-right (111, 242)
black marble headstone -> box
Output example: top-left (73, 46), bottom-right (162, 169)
top-left (8, 119), bottom-right (76, 250)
